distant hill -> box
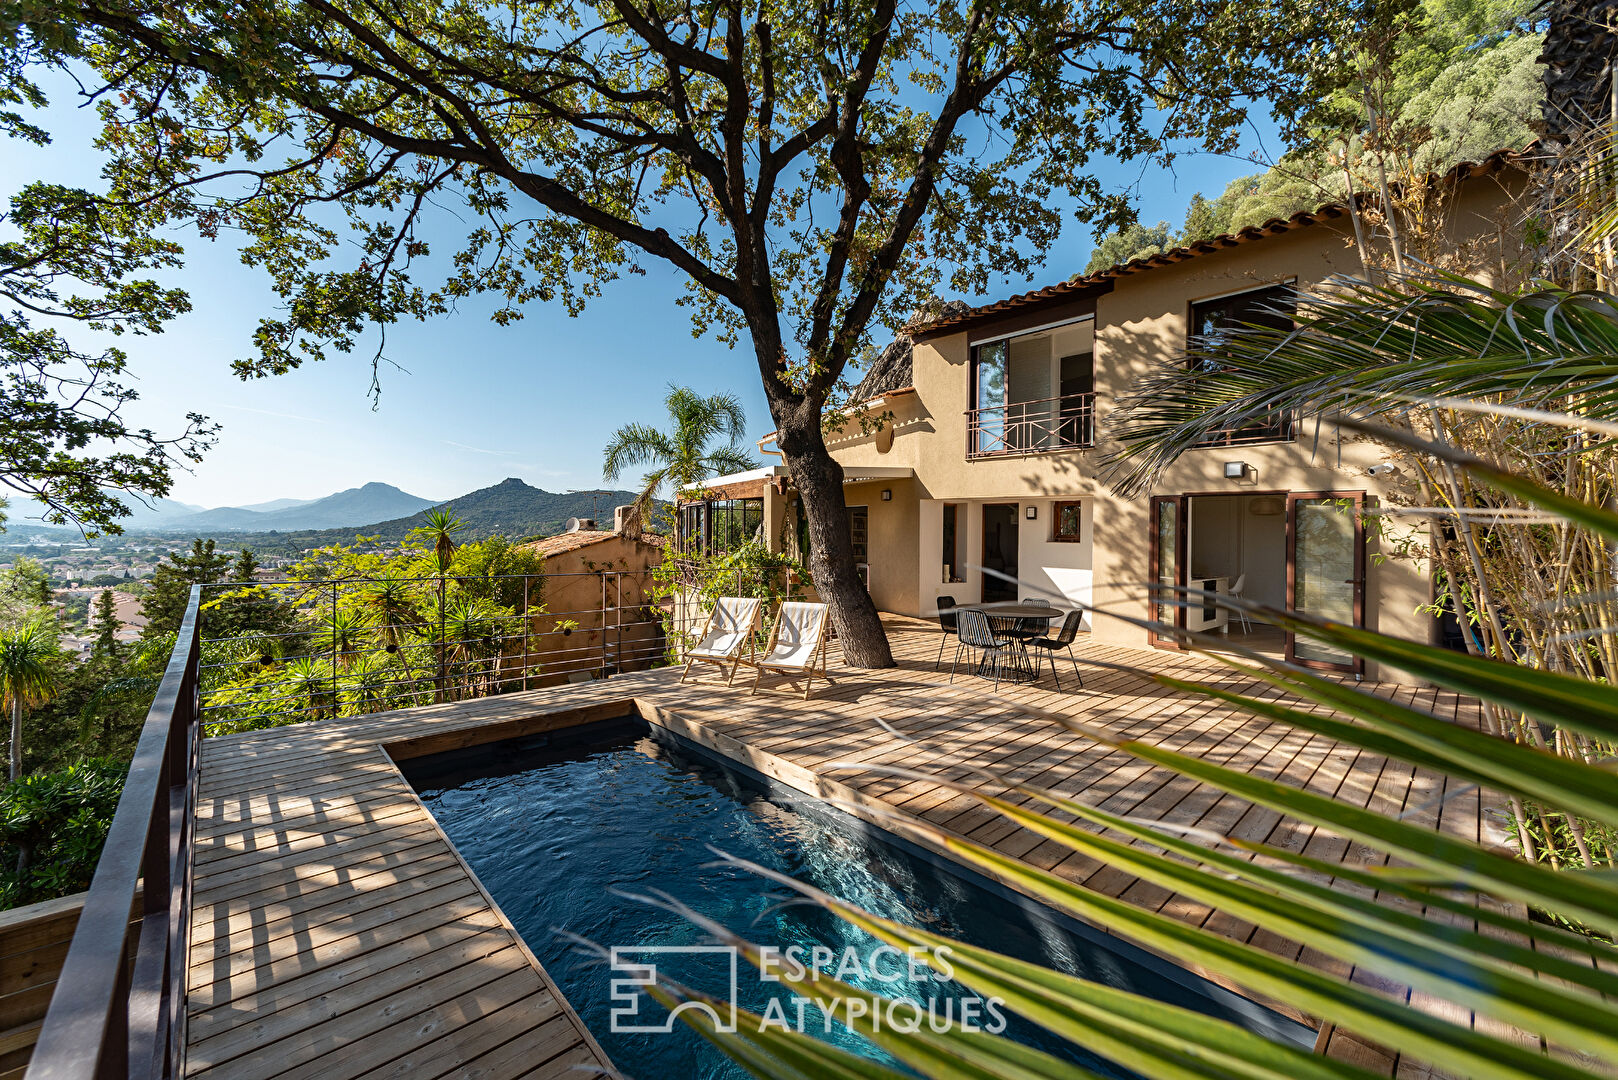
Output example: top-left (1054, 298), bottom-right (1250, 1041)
top-left (2, 495), bottom-right (205, 530)
top-left (344, 478), bottom-right (646, 541)
top-left (162, 482), bottom-right (436, 532)
top-left (236, 496), bottom-right (318, 513)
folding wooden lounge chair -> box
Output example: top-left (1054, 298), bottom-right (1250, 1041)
top-left (679, 596), bottom-right (762, 686)
top-left (751, 601), bottom-right (832, 699)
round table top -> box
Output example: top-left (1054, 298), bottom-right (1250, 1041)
top-left (968, 602), bottom-right (1062, 620)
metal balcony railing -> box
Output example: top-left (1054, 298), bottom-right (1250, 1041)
top-left (28, 586), bottom-right (201, 1080)
top-left (1192, 413), bottom-right (1297, 448)
top-left (966, 392), bottom-right (1095, 458)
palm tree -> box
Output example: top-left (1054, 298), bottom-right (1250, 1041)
top-left (602, 384), bottom-right (758, 537)
top-left (0, 617), bottom-right (60, 782)
top-left (418, 507), bottom-right (466, 574)
top-left (415, 507), bottom-right (466, 701)
top-left (360, 576), bottom-right (419, 652)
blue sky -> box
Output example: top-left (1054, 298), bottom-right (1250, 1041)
top-left (3, 73), bottom-right (1284, 512)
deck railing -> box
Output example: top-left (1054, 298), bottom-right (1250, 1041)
top-left (194, 570), bottom-right (669, 732)
top-left (27, 586), bottom-right (202, 1080)
top-left (23, 563), bottom-right (798, 1079)
top-left (966, 392), bottom-right (1095, 458)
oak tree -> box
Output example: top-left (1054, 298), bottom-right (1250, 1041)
top-left (14, 0), bottom-right (1378, 663)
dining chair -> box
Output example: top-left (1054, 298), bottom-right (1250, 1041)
top-left (951, 608), bottom-right (1016, 689)
top-left (1227, 574), bottom-right (1252, 632)
top-left (1027, 609), bottom-right (1085, 689)
top-left (934, 595), bottom-right (959, 671)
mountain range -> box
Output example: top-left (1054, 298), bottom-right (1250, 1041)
top-left (159, 482), bottom-right (438, 532)
top-left (1, 479), bottom-right (649, 542)
top-left (273, 478), bottom-right (648, 544)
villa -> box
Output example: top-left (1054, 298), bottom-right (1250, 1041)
top-left (2, 150), bottom-right (1566, 1080)
top-left (678, 151), bottom-right (1529, 681)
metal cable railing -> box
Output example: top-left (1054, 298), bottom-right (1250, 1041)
top-left (192, 565), bottom-right (802, 732)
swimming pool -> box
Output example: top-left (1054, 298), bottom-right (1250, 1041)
top-left (403, 714), bottom-right (1310, 1078)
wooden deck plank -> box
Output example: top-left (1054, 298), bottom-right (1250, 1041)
top-left (185, 618), bottom-right (1515, 1080)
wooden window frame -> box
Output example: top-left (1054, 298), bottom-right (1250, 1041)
top-left (1051, 501), bottom-right (1083, 543)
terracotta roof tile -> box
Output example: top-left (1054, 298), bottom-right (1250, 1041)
top-left (911, 146), bottom-right (1534, 339)
top-left (525, 531), bottom-right (617, 557)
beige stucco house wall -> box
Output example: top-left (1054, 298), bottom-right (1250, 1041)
top-left (730, 157), bottom-right (1527, 683)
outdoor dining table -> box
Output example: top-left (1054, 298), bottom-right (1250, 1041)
top-left (963, 602), bottom-right (1063, 680)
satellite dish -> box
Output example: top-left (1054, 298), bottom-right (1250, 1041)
top-left (564, 517), bottom-right (582, 532)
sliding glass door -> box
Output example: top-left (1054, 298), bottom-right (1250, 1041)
top-left (1148, 496), bottom-right (1185, 647)
top-left (1286, 493), bottom-right (1365, 674)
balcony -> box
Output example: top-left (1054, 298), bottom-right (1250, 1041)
top-left (966, 391), bottom-right (1095, 459)
top-left (1192, 413), bottom-right (1297, 448)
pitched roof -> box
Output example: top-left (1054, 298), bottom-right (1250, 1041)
top-left (525, 530), bottom-right (618, 557)
top-left (911, 145), bottom-right (1533, 339)
top-left (849, 301), bottom-right (970, 401)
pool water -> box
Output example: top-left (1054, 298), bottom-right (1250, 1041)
top-left (404, 716), bottom-right (1308, 1079)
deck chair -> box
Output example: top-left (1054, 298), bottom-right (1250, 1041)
top-left (679, 596), bottom-right (762, 686)
top-left (751, 601), bottom-right (832, 699)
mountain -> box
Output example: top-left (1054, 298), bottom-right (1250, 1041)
top-left (237, 497), bottom-right (318, 513)
top-left (161, 483), bottom-right (436, 532)
top-left (345, 478), bottom-right (645, 541)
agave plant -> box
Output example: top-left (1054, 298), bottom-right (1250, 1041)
top-left (631, 440), bottom-right (1618, 1079)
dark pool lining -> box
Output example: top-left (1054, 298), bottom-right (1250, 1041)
top-left (397, 709), bottom-right (1314, 1052)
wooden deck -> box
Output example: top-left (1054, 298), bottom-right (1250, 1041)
top-left (186, 617), bottom-right (1507, 1080)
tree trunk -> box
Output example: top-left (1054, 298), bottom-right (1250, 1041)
top-left (9, 700), bottom-right (20, 783)
top-left (773, 406), bottom-right (895, 669)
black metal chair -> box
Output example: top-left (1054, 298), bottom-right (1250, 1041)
top-left (950, 608), bottom-right (1016, 689)
top-left (934, 595), bottom-right (959, 670)
top-left (1027, 609), bottom-right (1085, 689)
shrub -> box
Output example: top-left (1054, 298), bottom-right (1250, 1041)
top-left (0, 758), bottom-right (125, 909)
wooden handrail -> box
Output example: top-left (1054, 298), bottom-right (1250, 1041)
top-left (27, 587), bottom-right (201, 1080)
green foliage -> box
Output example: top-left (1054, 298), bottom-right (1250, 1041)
top-left (1080, 221), bottom-right (1173, 274)
top-left (652, 540), bottom-right (809, 656)
top-left (198, 532), bottom-right (550, 733)
top-left (0, 758), bottom-right (124, 908)
top-left (0, 555), bottom-right (50, 623)
top-left (141, 539), bottom-right (231, 638)
top-left (604, 385), bottom-right (757, 534)
top-left (0, 180), bottom-right (217, 534)
top-left (1080, 0), bottom-right (1541, 277)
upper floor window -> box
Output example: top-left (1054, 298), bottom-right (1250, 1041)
top-left (968, 321), bottom-right (1096, 457)
top-left (1188, 284), bottom-right (1296, 446)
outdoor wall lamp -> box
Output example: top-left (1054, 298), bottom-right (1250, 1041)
top-left (881, 489), bottom-right (892, 501)
top-left (1224, 461), bottom-right (1250, 480)
top-left (1025, 505), bottom-right (1038, 520)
